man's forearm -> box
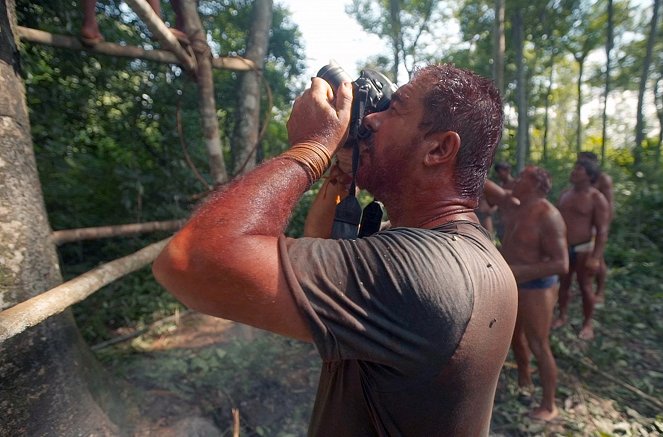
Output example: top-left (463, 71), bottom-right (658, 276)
top-left (510, 260), bottom-right (567, 284)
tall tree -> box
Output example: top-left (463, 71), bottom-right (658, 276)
top-left (347, 0), bottom-right (437, 81)
top-left (0, 0), bottom-right (122, 434)
top-left (512, 7), bottom-right (529, 171)
top-left (601, 0), bottom-right (614, 164)
top-left (634, 0), bottom-right (660, 165)
top-left (231, 0), bottom-right (273, 175)
top-left (492, 0), bottom-right (505, 95)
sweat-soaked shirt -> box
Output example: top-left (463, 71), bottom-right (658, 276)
top-left (278, 221), bottom-right (518, 437)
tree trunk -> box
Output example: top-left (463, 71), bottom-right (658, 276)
top-left (180, 0), bottom-right (229, 185)
top-left (0, 1), bottom-right (123, 434)
top-left (601, 0), bottom-right (614, 164)
top-left (492, 0), bottom-right (505, 95)
top-left (634, 0), bottom-right (660, 166)
top-left (542, 53), bottom-right (555, 161)
top-left (575, 54), bottom-right (585, 153)
top-left (389, 0), bottom-right (402, 83)
top-left (512, 9), bottom-right (528, 172)
top-left (231, 0), bottom-right (273, 175)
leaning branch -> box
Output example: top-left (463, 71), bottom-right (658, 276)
top-left (16, 26), bottom-right (256, 72)
top-left (124, 0), bottom-right (196, 73)
top-left (0, 239), bottom-right (169, 343)
top-left (51, 219), bottom-right (185, 245)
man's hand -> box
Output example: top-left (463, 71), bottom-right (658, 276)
top-left (287, 79), bottom-right (353, 155)
top-left (585, 256), bottom-right (600, 273)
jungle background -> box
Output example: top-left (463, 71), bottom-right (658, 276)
top-left (3, 0), bottom-right (663, 435)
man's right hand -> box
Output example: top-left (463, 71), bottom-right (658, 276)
top-left (286, 79), bottom-right (353, 156)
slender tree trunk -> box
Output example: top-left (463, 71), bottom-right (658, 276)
top-left (542, 52), bottom-right (555, 161)
top-left (654, 74), bottom-right (663, 167)
top-left (179, 0), bottom-right (229, 184)
top-left (389, 0), bottom-right (402, 82)
top-left (231, 0), bottom-right (273, 175)
top-left (575, 55), bottom-right (585, 153)
top-left (493, 0), bottom-right (505, 95)
top-left (601, 0), bottom-right (614, 164)
top-left (512, 9), bottom-right (528, 172)
top-left (634, 0), bottom-right (660, 165)
top-left (0, 1), bottom-right (123, 434)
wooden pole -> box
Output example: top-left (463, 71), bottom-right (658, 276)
top-left (50, 219), bottom-right (185, 245)
top-left (0, 239), bottom-right (169, 343)
top-left (16, 26), bottom-right (256, 72)
top-left (180, 0), bottom-right (229, 185)
top-left (124, 0), bottom-right (196, 73)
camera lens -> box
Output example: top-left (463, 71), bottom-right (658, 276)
top-left (317, 63), bottom-right (353, 92)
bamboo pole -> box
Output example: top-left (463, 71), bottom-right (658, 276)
top-left (51, 219), bottom-right (185, 245)
top-left (0, 239), bottom-right (169, 343)
top-left (16, 26), bottom-right (256, 72)
top-left (180, 0), bottom-right (229, 185)
top-left (124, 0), bottom-right (196, 73)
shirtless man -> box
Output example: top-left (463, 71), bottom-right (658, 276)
top-left (553, 159), bottom-right (610, 340)
top-left (578, 152), bottom-right (614, 303)
top-left (492, 161), bottom-right (516, 243)
top-left (486, 166), bottom-right (568, 421)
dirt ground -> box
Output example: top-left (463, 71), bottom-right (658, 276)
top-left (99, 308), bottom-right (663, 437)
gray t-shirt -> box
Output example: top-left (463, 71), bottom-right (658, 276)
top-left (279, 221), bottom-right (516, 436)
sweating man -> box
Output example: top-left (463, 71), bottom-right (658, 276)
top-left (153, 64), bottom-right (517, 436)
top-left (553, 159), bottom-right (610, 340)
top-left (577, 151), bottom-right (614, 303)
top-left (486, 166), bottom-right (568, 421)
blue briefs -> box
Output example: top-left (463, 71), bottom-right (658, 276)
top-left (518, 275), bottom-right (559, 290)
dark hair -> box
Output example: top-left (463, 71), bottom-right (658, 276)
top-left (526, 165), bottom-right (552, 195)
top-left (495, 161), bottom-right (511, 172)
top-left (416, 64), bottom-right (504, 200)
top-left (578, 151), bottom-right (598, 163)
top-left (575, 159), bottom-right (600, 183)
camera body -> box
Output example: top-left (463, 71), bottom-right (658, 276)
top-left (317, 63), bottom-right (397, 144)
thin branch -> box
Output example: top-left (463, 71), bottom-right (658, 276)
top-left (124, 0), bottom-right (196, 73)
top-left (51, 219), bottom-right (184, 245)
top-left (16, 26), bottom-right (256, 72)
top-left (176, 100), bottom-right (213, 191)
top-left (0, 239), bottom-right (170, 343)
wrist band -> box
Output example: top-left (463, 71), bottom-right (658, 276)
top-left (280, 141), bottom-right (332, 183)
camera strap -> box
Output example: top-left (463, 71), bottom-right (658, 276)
top-left (329, 124), bottom-right (383, 239)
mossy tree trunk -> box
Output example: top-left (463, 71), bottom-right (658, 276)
top-left (0, 1), bottom-right (123, 434)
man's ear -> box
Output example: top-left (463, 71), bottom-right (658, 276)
top-left (423, 131), bottom-right (461, 166)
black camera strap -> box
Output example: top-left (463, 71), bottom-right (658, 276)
top-left (330, 90), bottom-right (383, 239)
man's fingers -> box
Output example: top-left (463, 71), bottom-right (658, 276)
top-left (335, 81), bottom-right (353, 122)
top-left (310, 77), bottom-right (332, 100)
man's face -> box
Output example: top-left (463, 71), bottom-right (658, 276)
top-left (356, 77), bottom-right (428, 196)
top-left (512, 168), bottom-right (537, 199)
top-left (497, 168), bottom-right (510, 182)
top-left (570, 163), bottom-right (590, 185)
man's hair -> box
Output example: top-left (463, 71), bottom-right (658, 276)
top-left (578, 151), bottom-right (598, 163)
top-left (417, 64), bottom-right (504, 200)
top-left (494, 161), bottom-right (511, 172)
top-left (526, 165), bottom-right (552, 195)
top-left (575, 159), bottom-right (600, 183)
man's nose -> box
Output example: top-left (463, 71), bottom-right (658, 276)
top-left (363, 111), bottom-right (380, 132)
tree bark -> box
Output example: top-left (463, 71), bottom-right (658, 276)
top-left (0, 1), bottom-right (123, 434)
top-left (492, 0), bottom-right (505, 95)
top-left (389, 0), bottom-right (402, 82)
top-left (231, 0), bottom-right (273, 175)
top-left (634, 0), bottom-right (660, 165)
top-left (601, 0), bottom-right (614, 164)
top-left (575, 54), bottom-right (585, 153)
top-left (180, 0), bottom-right (229, 185)
top-left (512, 9), bottom-right (528, 172)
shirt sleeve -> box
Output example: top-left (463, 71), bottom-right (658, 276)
top-left (278, 228), bottom-right (475, 379)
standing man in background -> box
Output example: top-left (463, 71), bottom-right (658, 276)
top-left (578, 151), bottom-right (614, 303)
top-left (553, 159), bottom-right (610, 340)
top-left (486, 166), bottom-right (568, 421)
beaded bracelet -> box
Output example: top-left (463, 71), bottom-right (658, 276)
top-left (280, 141), bottom-right (332, 184)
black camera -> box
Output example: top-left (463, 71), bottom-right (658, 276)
top-left (317, 62), bottom-right (397, 144)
